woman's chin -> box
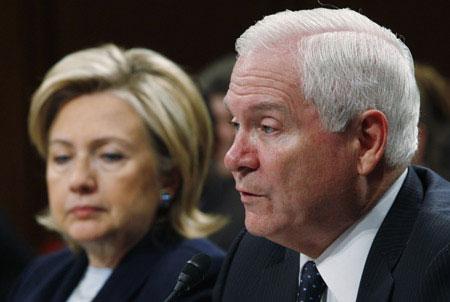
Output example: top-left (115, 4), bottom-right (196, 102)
top-left (64, 222), bottom-right (111, 244)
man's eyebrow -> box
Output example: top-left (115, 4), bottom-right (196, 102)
top-left (223, 98), bottom-right (230, 112)
top-left (223, 95), bottom-right (233, 112)
top-left (224, 98), bottom-right (287, 114)
top-left (250, 101), bottom-right (287, 113)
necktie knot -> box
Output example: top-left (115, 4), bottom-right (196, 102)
top-left (298, 261), bottom-right (326, 302)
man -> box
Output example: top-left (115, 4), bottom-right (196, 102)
top-left (213, 8), bottom-right (450, 302)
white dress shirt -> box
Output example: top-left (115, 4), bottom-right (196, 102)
top-left (299, 169), bottom-right (408, 302)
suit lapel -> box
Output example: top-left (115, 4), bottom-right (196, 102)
top-left (93, 236), bottom-right (165, 301)
top-left (356, 168), bottom-right (422, 302)
top-left (47, 247), bottom-right (157, 302)
top-left (221, 233), bottom-right (300, 302)
top-left (51, 252), bottom-right (88, 302)
top-left (257, 248), bottom-right (299, 301)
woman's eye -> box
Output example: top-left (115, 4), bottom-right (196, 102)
top-left (53, 155), bottom-right (71, 164)
top-left (100, 153), bottom-right (125, 162)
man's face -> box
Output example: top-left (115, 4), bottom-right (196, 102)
top-left (224, 49), bottom-right (361, 247)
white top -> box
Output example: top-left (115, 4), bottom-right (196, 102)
top-left (66, 266), bottom-right (113, 302)
top-left (299, 169), bottom-right (408, 302)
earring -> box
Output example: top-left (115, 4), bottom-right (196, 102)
top-left (160, 191), bottom-right (172, 206)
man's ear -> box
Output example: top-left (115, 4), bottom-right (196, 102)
top-left (356, 110), bottom-right (388, 175)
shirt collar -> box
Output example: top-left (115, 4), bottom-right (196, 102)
top-left (299, 168), bottom-right (407, 302)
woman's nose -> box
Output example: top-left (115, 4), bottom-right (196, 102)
top-left (69, 157), bottom-right (97, 194)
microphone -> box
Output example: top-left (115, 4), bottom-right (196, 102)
top-left (163, 253), bottom-right (211, 302)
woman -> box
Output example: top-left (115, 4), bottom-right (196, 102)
top-left (9, 44), bottom-right (225, 301)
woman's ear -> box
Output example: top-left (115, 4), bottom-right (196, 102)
top-left (356, 110), bottom-right (388, 175)
top-left (160, 169), bottom-right (180, 199)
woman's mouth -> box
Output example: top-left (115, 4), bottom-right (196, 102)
top-left (69, 206), bottom-right (105, 219)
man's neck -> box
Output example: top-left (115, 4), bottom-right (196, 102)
top-left (273, 165), bottom-right (407, 258)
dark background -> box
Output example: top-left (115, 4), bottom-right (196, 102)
top-left (1, 0), bottom-right (449, 251)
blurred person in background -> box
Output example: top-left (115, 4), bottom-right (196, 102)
top-left (198, 55), bottom-right (244, 250)
top-left (9, 44), bottom-right (225, 302)
top-left (413, 63), bottom-right (450, 179)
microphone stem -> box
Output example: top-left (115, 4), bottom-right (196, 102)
top-left (163, 291), bottom-right (178, 302)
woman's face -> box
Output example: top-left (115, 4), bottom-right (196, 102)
top-left (46, 92), bottom-right (162, 248)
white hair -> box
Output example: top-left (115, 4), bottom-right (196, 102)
top-left (236, 8), bottom-right (420, 167)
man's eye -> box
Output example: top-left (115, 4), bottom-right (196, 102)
top-left (230, 121), bottom-right (240, 131)
top-left (262, 125), bottom-right (275, 134)
top-left (101, 153), bottom-right (125, 162)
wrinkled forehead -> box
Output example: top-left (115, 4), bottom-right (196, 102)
top-left (233, 47), bottom-right (299, 80)
top-left (226, 47), bottom-right (305, 111)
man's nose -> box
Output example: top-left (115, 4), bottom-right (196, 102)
top-left (224, 131), bottom-right (259, 174)
top-left (69, 157), bottom-right (97, 194)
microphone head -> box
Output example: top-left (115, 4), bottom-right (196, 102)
top-left (184, 253), bottom-right (211, 277)
top-left (174, 253), bottom-right (211, 293)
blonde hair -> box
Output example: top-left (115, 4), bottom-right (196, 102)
top-left (29, 44), bottom-right (225, 239)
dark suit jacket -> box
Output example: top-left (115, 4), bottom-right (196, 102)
top-left (213, 166), bottom-right (450, 302)
top-left (0, 211), bottom-right (33, 300)
top-left (9, 232), bottom-right (224, 302)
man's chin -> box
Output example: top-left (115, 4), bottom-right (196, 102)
top-left (245, 217), bottom-right (278, 239)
